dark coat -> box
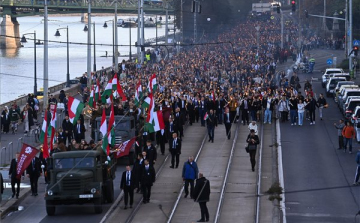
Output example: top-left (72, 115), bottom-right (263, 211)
top-left (193, 177), bottom-right (210, 202)
top-left (62, 119), bottom-right (73, 134)
top-left (120, 170), bottom-right (136, 190)
top-left (26, 157), bottom-right (42, 177)
top-left (0, 172), bottom-right (4, 194)
top-left (144, 145), bottom-right (158, 164)
top-left (73, 123), bottom-right (86, 139)
top-left (9, 158), bottom-right (23, 179)
top-left (206, 113), bottom-right (217, 127)
top-left (169, 137), bottom-right (181, 154)
top-left (140, 165), bottom-right (156, 186)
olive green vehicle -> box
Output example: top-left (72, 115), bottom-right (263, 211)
top-left (44, 150), bottom-right (116, 216)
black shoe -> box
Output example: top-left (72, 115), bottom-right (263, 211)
top-left (208, 139), bottom-right (211, 142)
top-left (31, 193), bottom-right (34, 196)
top-left (16, 195), bottom-right (19, 199)
top-left (176, 166), bottom-right (178, 168)
top-left (143, 200), bottom-right (147, 204)
top-left (170, 166), bottom-right (174, 168)
top-left (35, 193), bottom-right (38, 196)
top-left (252, 167), bottom-right (255, 172)
top-left (197, 219), bottom-right (205, 222)
top-left (211, 140), bottom-right (214, 143)
top-left (206, 220), bottom-right (209, 222)
top-left (162, 153), bottom-right (165, 155)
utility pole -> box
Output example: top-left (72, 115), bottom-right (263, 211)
top-left (298, 0), bottom-right (301, 50)
top-left (345, 0), bottom-right (348, 59)
top-left (181, 0), bottom-right (183, 43)
top-left (281, 9), bottom-right (284, 49)
top-left (165, 0), bottom-right (169, 44)
top-left (349, 0), bottom-right (353, 74)
top-left (137, 0), bottom-right (140, 62)
top-left (114, 0), bottom-right (119, 72)
top-left (323, 0), bottom-right (326, 32)
top-left (87, 0), bottom-right (92, 86)
top-left (140, 0), bottom-right (145, 63)
top-left (193, 0), bottom-right (197, 43)
top-left (44, 0), bottom-right (49, 110)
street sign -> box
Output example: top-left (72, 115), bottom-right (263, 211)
top-left (327, 58), bottom-right (333, 65)
top-left (354, 40), bottom-right (360, 46)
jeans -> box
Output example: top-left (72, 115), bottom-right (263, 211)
top-left (207, 126), bottom-right (214, 141)
top-left (298, 112), bottom-right (304, 125)
top-left (344, 138), bottom-right (353, 152)
top-left (338, 136), bottom-right (344, 149)
top-left (309, 110), bottom-right (316, 123)
top-left (264, 109), bottom-right (272, 123)
top-left (290, 110), bottom-right (297, 124)
top-left (319, 107), bottom-right (323, 118)
top-left (251, 110), bottom-right (257, 121)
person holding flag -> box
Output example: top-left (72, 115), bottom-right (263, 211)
top-left (9, 152), bottom-right (22, 199)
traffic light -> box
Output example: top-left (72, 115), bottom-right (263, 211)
top-left (291, 1), bottom-right (296, 12)
top-left (354, 46), bottom-right (359, 56)
top-left (277, 6), bottom-right (280, 14)
top-left (305, 10), bottom-right (308, 18)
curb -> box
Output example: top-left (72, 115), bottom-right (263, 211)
top-left (0, 187), bottom-right (31, 219)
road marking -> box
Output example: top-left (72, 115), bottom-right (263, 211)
top-left (276, 119), bottom-right (287, 223)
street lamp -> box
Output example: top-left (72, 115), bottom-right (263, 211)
top-left (20, 31), bottom-right (37, 96)
top-left (103, 20), bottom-right (115, 67)
top-left (84, 22), bottom-right (96, 72)
top-left (54, 26), bottom-right (70, 88)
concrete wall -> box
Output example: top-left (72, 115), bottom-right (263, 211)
top-left (0, 15), bottom-right (21, 49)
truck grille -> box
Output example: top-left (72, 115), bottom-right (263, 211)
top-left (61, 177), bottom-right (93, 191)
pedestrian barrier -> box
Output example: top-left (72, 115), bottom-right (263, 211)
top-left (7, 142), bottom-right (13, 163)
top-left (1, 147), bottom-right (6, 167)
top-left (17, 137), bottom-right (23, 153)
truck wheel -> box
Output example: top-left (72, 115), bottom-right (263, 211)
top-left (106, 180), bottom-right (115, 203)
top-left (128, 151), bottom-right (134, 165)
top-left (94, 197), bottom-right (103, 214)
top-left (46, 201), bottom-right (56, 216)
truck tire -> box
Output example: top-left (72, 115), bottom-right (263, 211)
top-left (94, 197), bottom-right (103, 214)
top-left (106, 180), bottom-right (115, 203)
top-left (46, 201), bottom-right (56, 216)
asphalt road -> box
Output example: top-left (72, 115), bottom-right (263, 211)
top-left (282, 49), bottom-right (360, 222)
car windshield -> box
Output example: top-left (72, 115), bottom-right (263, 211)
top-left (55, 158), bottom-right (73, 169)
top-left (328, 71), bottom-right (342, 74)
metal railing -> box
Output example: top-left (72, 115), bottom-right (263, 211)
top-left (7, 142), bottom-right (13, 163)
top-left (17, 137), bottom-right (23, 153)
top-left (0, 147), bottom-right (6, 167)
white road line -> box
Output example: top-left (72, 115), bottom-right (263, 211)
top-left (276, 119), bottom-right (287, 223)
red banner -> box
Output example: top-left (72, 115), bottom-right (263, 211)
top-left (115, 137), bottom-right (136, 158)
top-left (16, 143), bottom-right (39, 179)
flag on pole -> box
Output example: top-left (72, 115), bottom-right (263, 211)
top-left (16, 143), bottom-right (39, 179)
top-left (95, 79), bottom-right (100, 102)
top-left (101, 78), bottom-right (113, 103)
top-left (153, 110), bottom-right (165, 132)
top-left (112, 74), bottom-right (118, 91)
top-left (67, 96), bottom-right (85, 125)
top-left (203, 112), bottom-right (209, 121)
top-left (108, 103), bottom-right (115, 148)
top-left (49, 104), bottom-right (57, 151)
top-left (115, 137), bottom-right (136, 158)
top-left (115, 80), bottom-right (127, 101)
top-left (141, 96), bottom-right (151, 109)
top-left (100, 109), bottom-right (109, 156)
top-left (89, 85), bottom-right (96, 108)
top-left (40, 111), bottom-right (49, 158)
top-left (146, 93), bottom-right (155, 123)
top-left (134, 80), bottom-right (142, 106)
top-left (147, 73), bottom-right (157, 93)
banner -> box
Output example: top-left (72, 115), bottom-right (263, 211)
top-left (16, 143), bottom-right (39, 179)
top-left (115, 137), bottom-right (136, 158)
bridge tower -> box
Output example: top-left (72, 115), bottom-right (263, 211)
top-left (0, 15), bottom-right (21, 49)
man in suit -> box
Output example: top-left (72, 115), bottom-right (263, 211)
top-left (141, 160), bottom-right (156, 203)
top-left (73, 119), bottom-right (86, 143)
top-left (26, 156), bottom-right (42, 196)
top-left (169, 132), bottom-right (181, 168)
top-left (166, 117), bottom-right (177, 141)
top-left (144, 140), bottom-right (157, 166)
top-left (206, 109), bottom-right (217, 143)
top-left (224, 107), bottom-right (232, 140)
top-left (120, 165), bottom-right (135, 209)
top-left (193, 173), bottom-right (211, 222)
top-left (174, 107), bottom-right (184, 139)
top-left (199, 97), bottom-right (206, 126)
top-left (156, 129), bottom-right (167, 155)
top-left (62, 114), bottom-right (73, 145)
top-left (216, 95), bottom-right (225, 124)
top-left (8, 152), bottom-right (22, 199)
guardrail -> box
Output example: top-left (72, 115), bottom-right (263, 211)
top-left (1, 147), bottom-right (6, 167)
top-left (17, 137), bottom-right (23, 153)
top-left (7, 142), bottom-right (13, 163)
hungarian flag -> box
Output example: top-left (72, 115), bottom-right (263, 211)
top-left (147, 73), bottom-right (157, 93)
top-left (112, 74), bottom-right (118, 91)
top-left (95, 79), bottom-right (100, 102)
top-left (107, 103), bottom-right (115, 148)
top-left (49, 104), bottom-right (57, 151)
top-left (39, 111), bottom-right (49, 158)
top-left (115, 137), bottom-right (136, 158)
top-left (68, 96), bottom-right (85, 125)
top-left (134, 80), bottom-right (142, 106)
top-left (146, 93), bottom-right (155, 123)
top-left (16, 143), bottom-right (39, 179)
top-left (89, 85), bottom-right (96, 108)
top-left (204, 112), bottom-right (209, 121)
top-left (153, 110), bottom-right (165, 132)
top-left (141, 96), bottom-right (151, 109)
top-left (114, 80), bottom-right (127, 101)
top-left (100, 108), bottom-right (109, 156)
top-left (101, 78), bottom-right (113, 103)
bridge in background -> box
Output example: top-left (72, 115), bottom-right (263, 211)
top-left (0, 0), bottom-right (173, 48)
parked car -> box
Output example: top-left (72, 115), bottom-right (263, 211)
top-left (344, 98), bottom-right (360, 119)
top-left (337, 85), bottom-right (359, 106)
top-left (326, 77), bottom-right (346, 97)
top-left (321, 68), bottom-right (345, 88)
top-left (351, 106), bottom-right (360, 142)
top-left (339, 89), bottom-right (360, 111)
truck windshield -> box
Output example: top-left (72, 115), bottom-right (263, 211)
top-left (75, 157), bottom-right (94, 168)
top-left (55, 158), bottom-right (73, 169)
top-left (55, 157), bottom-right (94, 169)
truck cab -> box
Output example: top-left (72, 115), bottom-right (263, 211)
top-left (45, 150), bottom-right (116, 216)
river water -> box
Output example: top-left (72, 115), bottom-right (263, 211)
top-left (0, 15), bottom-right (166, 104)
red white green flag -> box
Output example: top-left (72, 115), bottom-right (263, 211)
top-left (67, 96), bottom-right (85, 125)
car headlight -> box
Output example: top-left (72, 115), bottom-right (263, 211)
top-left (47, 190), bottom-right (53, 196)
top-left (91, 188), bottom-right (97, 194)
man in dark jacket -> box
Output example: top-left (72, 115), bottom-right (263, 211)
top-left (73, 119), bottom-right (86, 143)
top-left (26, 156), bottom-right (42, 196)
top-left (305, 95), bottom-right (318, 125)
top-left (182, 156), bottom-right (199, 198)
top-left (141, 160), bottom-right (156, 203)
top-left (169, 132), bottom-right (181, 168)
top-left (223, 107), bottom-right (232, 139)
top-left (206, 109), bottom-right (217, 143)
top-left (144, 140), bottom-right (157, 166)
top-left (62, 115), bottom-right (73, 145)
top-left (247, 129), bottom-right (260, 172)
top-left (9, 152), bottom-right (22, 199)
top-left (120, 165), bottom-right (135, 209)
top-left (174, 107), bottom-right (185, 139)
top-left (193, 173), bottom-right (210, 222)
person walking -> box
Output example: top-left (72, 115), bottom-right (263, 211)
top-left (305, 95), bottom-right (318, 125)
top-left (278, 96), bottom-right (289, 123)
top-left (342, 122), bottom-right (355, 154)
top-left (246, 129), bottom-right (260, 172)
top-left (169, 132), bottom-right (181, 168)
top-left (317, 93), bottom-right (327, 120)
top-left (144, 140), bottom-right (157, 166)
top-left (73, 119), bottom-right (86, 143)
top-left (193, 173), bottom-right (210, 222)
top-left (289, 95), bottom-right (298, 126)
top-left (133, 153), bottom-right (144, 193)
top-left (353, 148), bottom-right (360, 186)
top-left (9, 152), bottom-right (22, 199)
top-left (248, 121), bottom-right (258, 135)
top-left (141, 160), bottom-right (156, 204)
top-left (120, 165), bottom-right (135, 209)
top-left (182, 156), bottom-right (199, 199)
top-left (26, 156), bottom-right (42, 196)
top-left (297, 99), bottom-right (306, 126)
top-left (262, 95), bottom-right (274, 124)
top-left (206, 109), bottom-right (217, 143)
top-left (224, 107), bottom-right (232, 139)
top-left (1, 106), bottom-right (10, 133)
top-left (334, 119), bottom-right (345, 150)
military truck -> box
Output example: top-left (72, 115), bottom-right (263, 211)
top-left (44, 150), bottom-right (116, 216)
top-left (94, 115), bottom-right (136, 164)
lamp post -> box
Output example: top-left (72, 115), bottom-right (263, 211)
top-left (84, 22), bottom-right (96, 72)
top-left (20, 31), bottom-right (37, 96)
top-left (103, 20), bottom-right (115, 67)
top-left (129, 23), bottom-right (132, 61)
top-left (54, 26), bottom-right (70, 88)
top-left (87, 0), bottom-right (92, 87)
